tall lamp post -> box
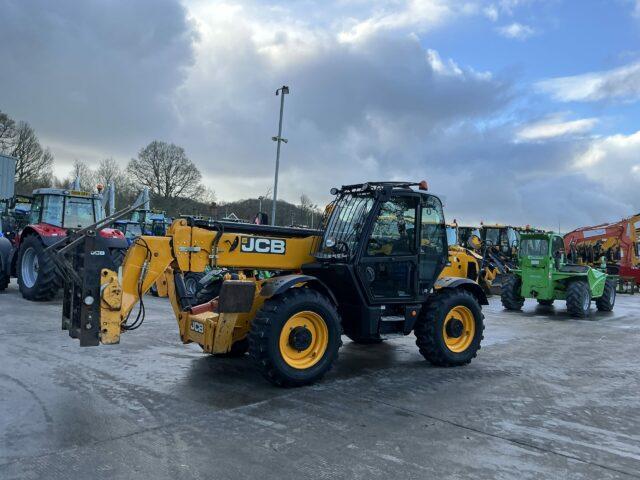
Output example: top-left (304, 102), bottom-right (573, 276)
top-left (271, 85), bottom-right (289, 225)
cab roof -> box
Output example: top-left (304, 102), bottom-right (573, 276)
top-left (32, 188), bottom-right (100, 199)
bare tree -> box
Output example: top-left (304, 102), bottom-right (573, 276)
top-left (127, 141), bottom-right (203, 199)
top-left (11, 122), bottom-right (53, 186)
top-left (67, 160), bottom-right (96, 191)
top-left (95, 158), bottom-right (121, 186)
top-left (0, 110), bottom-right (16, 153)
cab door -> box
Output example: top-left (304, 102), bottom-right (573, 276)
top-left (417, 195), bottom-right (447, 291)
top-left (357, 194), bottom-right (419, 303)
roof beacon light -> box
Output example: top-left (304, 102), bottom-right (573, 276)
top-left (418, 180), bottom-right (428, 191)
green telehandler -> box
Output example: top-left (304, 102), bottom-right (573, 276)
top-left (501, 232), bottom-right (616, 318)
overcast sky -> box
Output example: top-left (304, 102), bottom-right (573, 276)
top-left (1, 0), bottom-right (639, 230)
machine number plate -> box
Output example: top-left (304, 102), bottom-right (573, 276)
top-left (190, 321), bottom-right (204, 334)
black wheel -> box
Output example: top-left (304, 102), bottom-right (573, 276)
top-left (537, 299), bottom-right (554, 306)
top-left (566, 280), bottom-right (591, 318)
top-left (595, 278), bottom-right (616, 312)
top-left (109, 248), bottom-right (126, 268)
top-left (415, 289), bottom-right (484, 366)
top-left (17, 235), bottom-right (60, 301)
top-left (184, 272), bottom-right (205, 296)
top-left (501, 274), bottom-right (524, 311)
top-left (248, 288), bottom-right (342, 387)
top-left (0, 253), bottom-right (9, 291)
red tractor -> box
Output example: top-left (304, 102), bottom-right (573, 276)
top-left (7, 188), bottom-right (127, 300)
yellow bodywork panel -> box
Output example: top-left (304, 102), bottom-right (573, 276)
top-left (168, 219), bottom-right (319, 272)
top-left (439, 245), bottom-right (481, 282)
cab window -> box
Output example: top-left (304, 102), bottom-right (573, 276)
top-left (367, 197), bottom-right (417, 256)
top-left (551, 236), bottom-right (564, 256)
top-left (42, 195), bottom-right (64, 227)
top-left (29, 197), bottom-right (43, 225)
top-left (419, 196), bottom-right (446, 282)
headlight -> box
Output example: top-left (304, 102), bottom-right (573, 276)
top-left (325, 238), bottom-right (336, 248)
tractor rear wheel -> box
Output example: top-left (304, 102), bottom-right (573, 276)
top-left (17, 235), bottom-right (60, 301)
top-left (501, 275), bottom-right (524, 311)
top-left (595, 278), bottom-right (616, 312)
top-left (415, 289), bottom-right (484, 367)
top-left (566, 280), bottom-right (591, 318)
top-left (537, 299), bottom-right (554, 306)
top-left (248, 288), bottom-right (342, 387)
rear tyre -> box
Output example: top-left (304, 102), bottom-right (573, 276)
top-left (415, 289), bottom-right (484, 367)
top-left (501, 274), bottom-right (524, 311)
top-left (537, 299), bottom-right (554, 306)
top-left (248, 288), bottom-right (342, 387)
top-left (184, 272), bottom-right (205, 296)
top-left (17, 235), bottom-right (60, 301)
top-left (566, 280), bottom-right (591, 318)
top-left (595, 278), bottom-right (616, 312)
top-left (0, 255), bottom-right (9, 291)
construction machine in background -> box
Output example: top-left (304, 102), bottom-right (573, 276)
top-left (478, 224), bottom-right (547, 293)
top-left (564, 215), bottom-right (640, 293)
top-left (48, 180), bottom-right (488, 387)
top-left (502, 231), bottom-right (616, 317)
top-left (5, 187), bottom-right (127, 300)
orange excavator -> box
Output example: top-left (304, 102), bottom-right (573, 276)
top-left (564, 214), bottom-right (640, 292)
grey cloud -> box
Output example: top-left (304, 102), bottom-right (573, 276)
top-left (0, 0), bottom-right (196, 156)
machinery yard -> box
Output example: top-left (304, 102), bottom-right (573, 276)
top-left (1, 279), bottom-right (639, 480)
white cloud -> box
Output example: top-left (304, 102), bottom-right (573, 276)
top-left (497, 22), bottom-right (535, 39)
top-left (484, 4), bottom-right (499, 21)
top-left (337, 0), bottom-right (462, 43)
top-left (537, 61), bottom-right (640, 102)
top-left (517, 115), bottom-right (598, 141)
top-left (574, 130), bottom-right (640, 206)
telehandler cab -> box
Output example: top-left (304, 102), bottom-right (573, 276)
top-left (49, 181), bottom-right (487, 387)
top-left (501, 232), bottom-right (616, 317)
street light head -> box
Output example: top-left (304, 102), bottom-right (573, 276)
top-left (276, 85), bottom-right (290, 95)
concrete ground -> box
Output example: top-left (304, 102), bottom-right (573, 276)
top-left (1, 279), bottom-right (639, 480)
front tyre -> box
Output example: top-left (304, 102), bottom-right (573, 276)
top-left (415, 289), bottom-right (484, 366)
top-left (595, 278), bottom-right (616, 312)
top-left (501, 274), bottom-right (524, 311)
top-left (248, 288), bottom-right (342, 387)
top-left (566, 280), bottom-right (591, 318)
top-left (17, 235), bottom-right (60, 301)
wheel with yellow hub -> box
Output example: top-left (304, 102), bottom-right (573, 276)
top-left (248, 288), bottom-right (342, 387)
top-left (414, 289), bottom-right (484, 366)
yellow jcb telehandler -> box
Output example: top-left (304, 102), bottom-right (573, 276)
top-left (48, 181), bottom-right (487, 387)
